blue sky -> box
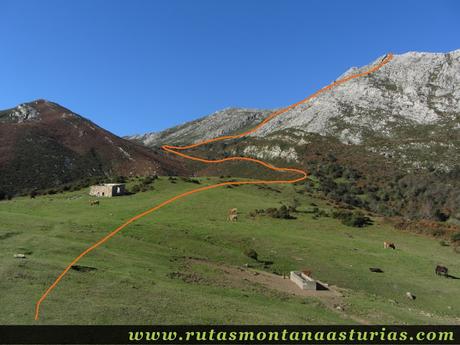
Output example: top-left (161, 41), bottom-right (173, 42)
top-left (1, 0), bottom-right (459, 136)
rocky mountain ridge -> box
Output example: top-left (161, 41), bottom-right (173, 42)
top-left (128, 50), bottom-right (460, 172)
top-left (129, 108), bottom-right (272, 146)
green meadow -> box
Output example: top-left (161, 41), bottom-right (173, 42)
top-left (0, 177), bottom-right (459, 324)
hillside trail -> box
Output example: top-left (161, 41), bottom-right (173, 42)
top-left (35, 53), bottom-right (393, 320)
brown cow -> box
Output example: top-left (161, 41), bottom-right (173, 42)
top-left (384, 241), bottom-right (396, 249)
top-left (228, 214), bottom-right (238, 222)
top-left (228, 208), bottom-right (238, 222)
top-left (90, 200), bottom-right (100, 206)
top-left (301, 269), bottom-right (312, 277)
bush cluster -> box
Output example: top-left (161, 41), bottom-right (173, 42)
top-left (306, 207), bottom-right (329, 219)
top-left (0, 192), bottom-right (13, 200)
top-left (451, 232), bottom-right (460, 244)
top-left (130, 175), bottom-right (158, 193)
top-left (249, 205), bottom-right (296, 219)
top-left (307, 156), bottom-right (459, 222)
top-left (180, 177), bottom-right (201, 184)
top-left (332, 210), bottom-right (372, 227)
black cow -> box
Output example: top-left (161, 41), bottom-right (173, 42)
top-left (435, 265), bottom-right (448, 277)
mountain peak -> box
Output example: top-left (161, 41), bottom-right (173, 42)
top-left (0, 99), bottom-right (68, 124)
top-left (5, 103), bottom-right (41, 123)
top-left (0, 100), bottom-right (185, 195)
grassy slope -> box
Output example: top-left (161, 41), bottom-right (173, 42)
top-left (0, 177), bottom-right (459, 325)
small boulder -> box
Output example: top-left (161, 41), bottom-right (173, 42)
top-left (14, 254), bottom-right (26, 259)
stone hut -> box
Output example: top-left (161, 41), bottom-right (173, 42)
top-left (89, 183), bottom-right (125, 197)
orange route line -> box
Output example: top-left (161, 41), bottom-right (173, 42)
top-left (34, 53), bottom-right (393, 320)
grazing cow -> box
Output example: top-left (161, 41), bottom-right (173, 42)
top-left (228, 208), bottom-right (238, 222)
top-left (301, 269), bottom-right (312, 277)
top-left (435, 265), bottom-right (448, 277)
top-left (90, 200), bottom-right (100, 206)
top-left (384, 241), bottom-right (396, 249)
top-left (228, 214), bottom-right (238, 222)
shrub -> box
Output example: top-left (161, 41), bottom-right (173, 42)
top-left (70, 184), bottom-right (83, 192)
top-left (264, 205), bottom-right (296, 219)
top-left (431, 229), bottom-right (446, 237)
top-left (342, 193), bottom-right (362, 207)
top-left (347, 211), bottom-right (372, 227)
top-left (142, 175), bottom-right (157, 185)
top-left (244, 249), bottom-right (258, 261)
top-left (313, 208), bottom-right (329, 217)
top-left (181, 177), bottom-right (200, 184)
top-left (333, 210), bottom-right (372, 227)
top-left (131, 185), bottom-right (141, 193)
top-left (115, 175), bottom-right (127, 183)
top-left (276, 205), bottom-right (293, 219)
top-left (451, 232), bottom-right (460, 244)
